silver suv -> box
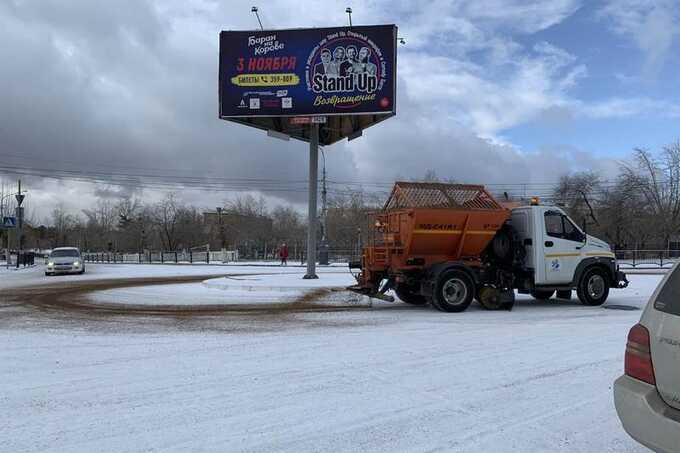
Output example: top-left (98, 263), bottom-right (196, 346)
top-left (614, 264), bottom-right (680, 452)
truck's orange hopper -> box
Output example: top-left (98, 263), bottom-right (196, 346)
top-left (352, 182), bottom-right (510, 298)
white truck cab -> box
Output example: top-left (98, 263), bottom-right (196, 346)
top-left (508, 204), bottom-right (628, 305)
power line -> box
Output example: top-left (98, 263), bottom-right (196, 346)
top-left (0, 159), bottom-right (674, 202)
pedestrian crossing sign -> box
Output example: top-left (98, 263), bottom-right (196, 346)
top-left (1, 216), bottom-right (16, 229)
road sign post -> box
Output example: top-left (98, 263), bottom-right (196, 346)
top-left (2, 217), bottom-right (15, 269)
top-left (15, 207), bottom-right (23, 268)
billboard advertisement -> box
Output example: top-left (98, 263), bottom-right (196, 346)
top-left (219, 25), bottom-right (397, 118)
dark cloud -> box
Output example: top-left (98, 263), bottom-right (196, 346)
top-left (0, 0), bottom-right (613, 219)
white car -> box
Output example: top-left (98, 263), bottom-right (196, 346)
top-left (614, 264), bottom-right (680, 453)
top-left (45, 247), bottom-right (85, 276)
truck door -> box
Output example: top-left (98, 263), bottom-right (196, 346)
top-left (541, 210), bottom-right (585, 284)
top-left (510, 209), bottom-right (534, 270)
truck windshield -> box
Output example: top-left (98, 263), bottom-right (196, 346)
top-left (51, 250), bottom-right (80, 258)
top-left (655, 264), bottom-right (680, 316)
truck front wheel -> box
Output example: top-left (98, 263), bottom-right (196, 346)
top-left (432, 270), bottom-right (474, 313)
top-left (577, 267), bottom-right (609, 306)
top-left (395, 283), bottom-right (427, 306)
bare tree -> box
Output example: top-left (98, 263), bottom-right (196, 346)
top-left (620, 144), bottom-right (680, 245)
top-left (225, 194), bottom-right (268, 217)
top-left (599, 179), bottom-right (655, 249)
top-left (151, 194), bottom-right (182, 250)
top-left (51, 203), bottom-right (75, 247)
top-left (111, 197), bottom-right (143, 250)
top-left (271, 206), bottom-right (305, 255)
top-left (552, 171), bottom-right (602, 231)
top-left (327, 189), bottom-right (382, 255)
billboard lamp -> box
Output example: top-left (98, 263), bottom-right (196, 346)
top-left (345, 7), bottom-right (352, 27)
top-left (251, 6), bottom-right (264, 30)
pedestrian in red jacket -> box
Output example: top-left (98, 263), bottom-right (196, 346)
top-left (279, 243), bottom-right (289, 266)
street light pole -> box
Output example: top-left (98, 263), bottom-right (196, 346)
top-left (345, 7), bottom-right (353, 27)
top-left (15, 179), bottom-right (24, 268)
top-left (319, 148), bottom-right (329, 265)
top-left (251, 6), bottom-right (264, 30)
top-left (216, 207), bottom-right (225, 251)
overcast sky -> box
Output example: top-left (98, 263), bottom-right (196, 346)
top-left (1, 0), bottom-right (679, 223)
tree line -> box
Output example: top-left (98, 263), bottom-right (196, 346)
top-left (7, 142), bottom-right (680, 256)
top-left (553, 143), bottom-right (680, 250)
top-left (37, 191), bottom-right (382, 259)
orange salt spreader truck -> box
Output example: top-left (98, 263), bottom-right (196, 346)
top-left (348, 182), bottom-right (628, 312)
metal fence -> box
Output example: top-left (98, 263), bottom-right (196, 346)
top-left (81, 247), bottom-right (359, 265)
top-left (614, 250), bottom-right (680, 269)
top-left (82, 249), bottom-right (679, 268)
top-left (83, 250), bottom-right (239, 264)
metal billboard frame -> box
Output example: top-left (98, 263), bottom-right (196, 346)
top-left (218, 24), bottom-right (398, 278)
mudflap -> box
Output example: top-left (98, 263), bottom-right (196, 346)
top-left (615, 270), bottom-right (629, 289)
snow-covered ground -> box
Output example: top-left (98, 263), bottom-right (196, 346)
top-left (0, 263), bottom-right (657, 452)
top-left (0, 262), bottom-right (348, 289)
top-left (89, 272), bottom-right (363, 306)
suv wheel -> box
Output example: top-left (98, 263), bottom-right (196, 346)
top-left (577, 267), bottom-right (609, 306)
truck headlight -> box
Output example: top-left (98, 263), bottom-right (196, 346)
top-left (73, 261), bottom-right (80, 267)
top-left (48, 262), bottom-right (54, 267)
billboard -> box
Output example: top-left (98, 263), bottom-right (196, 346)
top-left (219, 25), bottom-right (397, 119)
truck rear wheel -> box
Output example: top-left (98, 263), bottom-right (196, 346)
top-left (432, 270), bottom-right (474, 313)
top-left (577, 267), bottom-right (609, 306)
top-left (531, 289), bottom-right (555, 300)
top-left (395, 283), bottom-right (427, 306)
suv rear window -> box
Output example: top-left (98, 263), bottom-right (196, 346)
top-left (655, 265), bottom-right (680, 316)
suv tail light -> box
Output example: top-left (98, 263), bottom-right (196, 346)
top-left (624, 323), bottom-right (656, 385)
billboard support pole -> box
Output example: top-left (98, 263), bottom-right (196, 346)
top-left (304, 123), bottom-right (319, 279)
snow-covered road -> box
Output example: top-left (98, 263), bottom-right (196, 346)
top-left (0, 264), bottom-right (655, 452)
